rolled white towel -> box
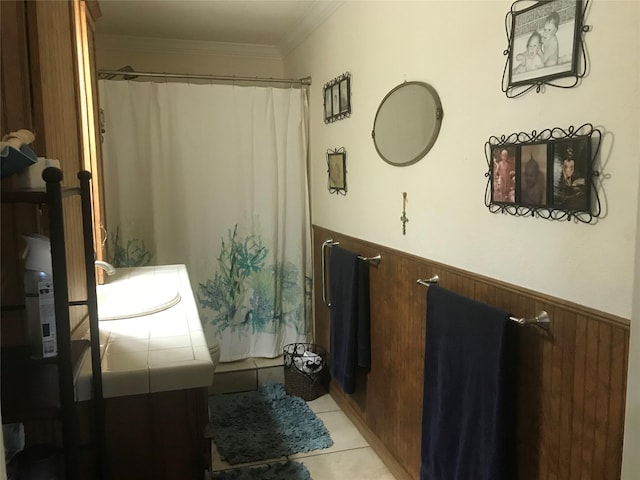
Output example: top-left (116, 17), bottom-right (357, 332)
top-left (301, 351), bottom-right (323, 374)
top-left (292, 351), bottom-right (321, 374)
top-left (293, 356), bottom-right (305, 371)
top-left (0, 129), bottom-right (35, 150)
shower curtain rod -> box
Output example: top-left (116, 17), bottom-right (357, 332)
top-left (97, 69), bottom-right (312, 86)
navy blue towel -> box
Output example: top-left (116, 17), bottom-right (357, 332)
top-left (329, 246), bottom-right (371, 394)
top-left (421, 285), bottom-right (518, 480)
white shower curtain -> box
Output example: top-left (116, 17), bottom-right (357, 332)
top-left (98, 80), bottom-right (312, 361)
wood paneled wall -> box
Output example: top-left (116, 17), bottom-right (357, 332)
top-left (29, 0), bottom-right (88, 332)
top-left (313, 225), bottom-right (629, 480)
top-left (1, 0), bottom-right (88, 343)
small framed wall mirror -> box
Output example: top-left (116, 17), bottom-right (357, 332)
top-left (327, 148), bottom-right (347, 195)
top-left (372, 81), bottom-right (443, 166)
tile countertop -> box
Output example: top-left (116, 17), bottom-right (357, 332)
top-left (75, 265), bottom-right (214, 401)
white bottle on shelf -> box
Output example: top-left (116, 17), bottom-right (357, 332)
top-left (22, 234), bottom-right (57, 358)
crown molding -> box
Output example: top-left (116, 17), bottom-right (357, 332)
top-left (277, 1), bottom-right (344, 57)
top-left (96, 34), bottom-right (282, 59)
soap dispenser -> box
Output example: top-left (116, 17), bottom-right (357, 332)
top-left (22, 234), bottom-right (57, 358)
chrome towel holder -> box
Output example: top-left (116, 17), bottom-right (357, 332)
top-left (321, 239), bottom-right (381, 306)
top-left (416, 275), bottom-right (551, 331)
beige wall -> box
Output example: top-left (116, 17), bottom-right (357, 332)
top-left (285, 0), bottom-right (639, 319)
top-left (283, 1), bottom-right (639, 477)
top-left (622, 156), bottom-right (640, 477)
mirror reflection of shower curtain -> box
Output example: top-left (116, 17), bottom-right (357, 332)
top-left (98, 80), bottom-right (312, 362)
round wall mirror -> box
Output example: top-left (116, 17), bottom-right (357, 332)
top-left (372, 81), bottom-right (443, 166)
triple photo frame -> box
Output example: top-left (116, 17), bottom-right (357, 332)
top-left (485, 124), bottom-right (601, 223)
top-left (324, 72), bottom-right (351, 124)
top-left (502, 0), bottom-right (589, 98)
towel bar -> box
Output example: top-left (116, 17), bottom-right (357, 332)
top-left (416, 276), bottom-right (552, 330)
top-left (416, 275), bottom-right (439, 287)
top-left (321, 239), bottom-right (340, 306)
top-left (358, 254), bottom-right (381, 264)
top-left (322, 240), bottom-right (382, 306)
top-left (509, 310), bottom-right (551, 330)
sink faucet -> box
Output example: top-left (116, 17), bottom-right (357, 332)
top-left (95, 260), bottom-right (116, 276)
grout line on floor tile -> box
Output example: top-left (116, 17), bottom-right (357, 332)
top-left (290, 444), bottom-right (373, 459)
top-left (212, 456), bottom-right (289, 473)
top-left (212, 446), bottom-right (376, 473)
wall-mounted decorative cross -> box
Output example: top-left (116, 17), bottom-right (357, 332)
top-left (400, 192), bottom-right (408, 235)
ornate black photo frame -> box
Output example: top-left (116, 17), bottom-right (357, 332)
top-left (324, 72), bottom-right (351, 123)
top-left (485, 124), bottom-right (602, 223)
top-left (502, 0), bottom-right (591, 98)
top-left (327, 147), bottom-right (347, 195)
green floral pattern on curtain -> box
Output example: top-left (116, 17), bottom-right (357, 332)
top-left (108, 225), bottom-right (153, 268)
top-left (198, 224), bottom-right (310, 336)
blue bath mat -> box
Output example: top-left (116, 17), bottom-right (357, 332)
top-left (206, 382), bottom-right (333, 464)
top-left (211, 461), bottom-right (311, 480)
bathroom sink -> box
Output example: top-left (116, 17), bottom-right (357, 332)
top-left (96, 281), bottom-right (181, 320)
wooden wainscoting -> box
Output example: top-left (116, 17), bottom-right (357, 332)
top-left (312, 225), bottom-right (629, 480)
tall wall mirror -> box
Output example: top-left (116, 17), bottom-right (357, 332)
top-left (372, 81), bottom-right (443, 166)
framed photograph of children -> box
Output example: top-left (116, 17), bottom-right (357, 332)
top-left (331, 84), bottom-right (340, 116)
top-left (327, 148), bottom-right (347, 194)
top-left (491, 145), bottom-right (517, 204)
top-left (324, 88), bottom-right (332, 121)
top-left (339, 77), bottom-right (350, 114)
top-left (551, 136), bottom-right (591, 212)
top-left (507, 0), bottom-right (583, 88)
top-left (519, 143), bottom-right (548, 206)
top-left (323, 72), bottom-right (352, 123)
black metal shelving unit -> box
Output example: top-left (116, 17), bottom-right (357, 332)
top-left (1, 167), bottom-right (106, 479)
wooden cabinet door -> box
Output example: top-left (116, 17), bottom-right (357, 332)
top-left (1, 0), bottom-right (33, 135)
top-left (73, 0), bottom-right (107, 284)
top-left (1, 0), bottom-right (105, 333)
top-left (1, 1), bottom-right (39, 326)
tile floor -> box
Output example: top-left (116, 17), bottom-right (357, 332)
top-left (208, 357), bottom-right (397, 480)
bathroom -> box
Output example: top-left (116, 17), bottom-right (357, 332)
top-left (2, 1), bottom-right (640, 479)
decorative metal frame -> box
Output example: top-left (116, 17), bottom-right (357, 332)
top-left (324, 72), bottom-right (351, 123)
top-left (327, 147), bottom-right (347, 195)
top-left (502, 0), bottom-right (591, 98)
top-left (484, 123), bottom-right (602, 223)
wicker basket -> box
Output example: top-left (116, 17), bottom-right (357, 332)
top-left (283, 343), bottom-right (328, 401)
